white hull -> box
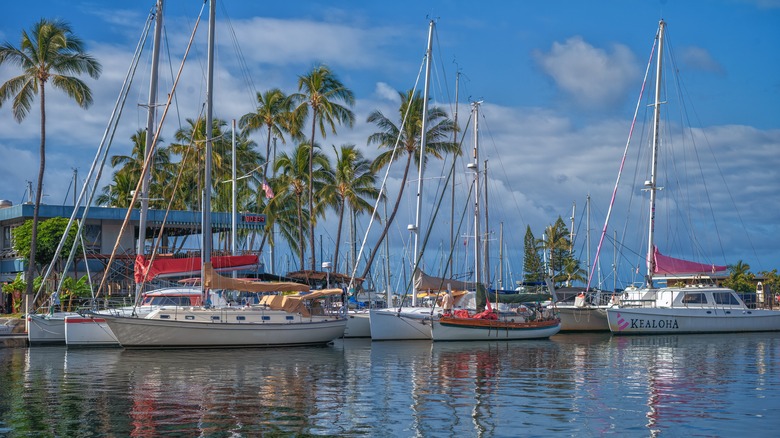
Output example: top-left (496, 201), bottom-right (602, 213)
top-left (343, 310), bottom-right (371, 338)
top-left (557, 306), bottom-right (610, 331)
top-left (28, 313), bottom-right (78, 344)
top-left (64, 315), bottom-right (119, 347)
top-left (431, 319), bottom-right (561, 341)
top-left (101, 308), bottom-right (347, 348)
top-left (369, 308), bottom-right (434, 340)
top-left (607, 307), bottom-right (780, 334)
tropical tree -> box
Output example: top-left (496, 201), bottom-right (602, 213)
top-left (322, 144), bottom-right (380, 273)
top-left (522, 225), bottom-right (544, 284)
top-left (562, 258), bottom-right (587, 286)
top-left (359, 89), bottom-right (457, 281)
top-left (273, 142), bottom-right (333, 270)
top-left (290, 65), bottom-right (355, 271)
top-left (168, 117), bottom-right (261, 212)
top-left (723, 260), bottom-right (754, 293)
top-left (536, 217), bottom-right (572, 284)
top-left (0, 19), bottom-right (101, 297)
top-left (98, 129), bottom-right (173, 208)
top-left (239, 88), bottom-right (297, 181)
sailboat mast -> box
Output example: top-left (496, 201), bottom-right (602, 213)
top-left (449, 71), bottom-right (460, 278)
top-left (471, 101), bottom-right (481, 288)
top-left (646, 19), bottom-right (665, 288)
top-left (410, 20), bottom-right (434, 307)
top-left (483, 159), bottom-right (489, 288)
top-left (202, 0), bottom-right (216, 276)
top-left (136, 0), bottom-right (163, 300)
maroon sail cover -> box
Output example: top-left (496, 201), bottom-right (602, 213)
top-left (653, 247), bottom-right (726, 275)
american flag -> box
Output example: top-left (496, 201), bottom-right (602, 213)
top-left (262, 180), bottom-right (274, 199)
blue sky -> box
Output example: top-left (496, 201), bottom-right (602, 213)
top-left (1, 0), bottom-right (779, 288)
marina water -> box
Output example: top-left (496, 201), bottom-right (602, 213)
top-left (1, 332), bottom-right (779, 436)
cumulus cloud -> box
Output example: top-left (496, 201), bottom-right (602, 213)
top-left (678, 46), bottom-right (724, 74)
top-left (533, 36), bottom-right (639, 109)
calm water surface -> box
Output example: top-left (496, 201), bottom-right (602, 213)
top-left (1, 332), bottom-right (779, 437)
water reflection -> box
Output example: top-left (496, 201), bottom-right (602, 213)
top-left (0, 333), bottom-right (778, 436)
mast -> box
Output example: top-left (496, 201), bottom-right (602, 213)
top-left (483, 159), bottom-right (489, 288)
top-left (410, 20), bottom-right (434, 307)
top-left (470, 101), bottom-right (481, 288)
top-left (136, 0), bottom-right (163, 300)
top-left (231, 119), bottom-right (237, 277)
top-left (646, 19), bottom-right (665, 289)
top-left (449, 71), bottom-right (460, 277)
top-left (202, 0), bottom-right (216, 286)
top-left (498, 222), bottom-right (504, 290)
top-left (586, 194), bottom-right (591, 288)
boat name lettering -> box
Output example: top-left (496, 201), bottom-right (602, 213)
top-left (630, 319), bottom-right (679, 329)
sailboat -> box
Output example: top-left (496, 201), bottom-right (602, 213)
top-left (369, 19), bottom-right (440, 341)
top-left (99, 0), bottom-right (347, 348)
top-left (604, 20), bottom-right (780, 335)
top-left (430, 101), bottom-right (561, 341)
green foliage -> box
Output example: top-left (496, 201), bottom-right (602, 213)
top-left (758, 269), bottom-right (779, 296)
top-left (59, 276), bottom-right (91, 312)
top-left (722, 260), bottom-right (755, 293)
top-left (12, 217), bottom-right (79, 266)
top-left (523, 226), bottom-right (544, 283)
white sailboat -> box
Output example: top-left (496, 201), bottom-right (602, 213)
top-left (369, 19), bottom-right (439, 341)
top-left (605, 20), bottom-right (780, 335)
top-left (99, 0), bottom-right (346, 348)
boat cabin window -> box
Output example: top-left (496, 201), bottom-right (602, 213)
top-left (142, 296), bottom-right (193, 306)
top-left (682, 293), bottom-right (706, 304)
top-left (713, 292), bottom-right (740, 306)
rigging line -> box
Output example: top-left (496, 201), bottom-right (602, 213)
top-left (219, 0), bottom-right (259, 109)
top-left (162, 21), bottom-right (183, 131)
top-left (347, 55), bottom-right (428, 287)
top-left (33, 8), bottom-right (156, 305)
top-left (98, 2), bottom-right (207, 299)
top-left (478, 106), bottom-right (528, 227)
top-left (587, 36), bottom-right (657, 292)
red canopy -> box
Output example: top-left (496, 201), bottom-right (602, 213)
top-left (134, 254), bottom-right (259, 283)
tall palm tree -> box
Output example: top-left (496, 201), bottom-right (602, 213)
top-left (291, 65), bottom-right (355, 271)
top-left (359, 89), bottom-right (456, 281)
top-left (273, 141), bottom-right (332, 270)
top-left (239, 88), bottom-right (297, 181)
top-left (323, 144), bottom-right (380, 273)
top-left (0, 19), bottom-right (101, 296)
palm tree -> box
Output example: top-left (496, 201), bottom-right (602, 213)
top-left (239, 88), bottom-right (297, 181)
top-left (273, 142), bottom-right (333, 270)
top-left (0, 19), bottom-right (101, 297)
top-left (323, 144), bottom-right (380, 273)
top-left (291, 65), bottom-right (355, 271)
top-left (359, 89), bottom-right (456, 281)
top-left (101, 129), bottom-right (173, 209)
top-left (536, 220), bottom-right (571, 284)
top-left (562, 258), bottom-right (587, 287)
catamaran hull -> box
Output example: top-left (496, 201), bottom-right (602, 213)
top-left (102, 315), bottom-right (347, 348)
top-left (64, 316), bottom-right (119, 347)
top-left (343, 310), bottom-right (371, 338)
top-left (431, 318), bottom-right (561, 341)
top-left (607, 308), bottom-right (780, 334)
top-left (369, 308), bottom-right (434, 340)
top-left (557, 306), bottom-right (610, 331)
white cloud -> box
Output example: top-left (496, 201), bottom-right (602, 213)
top-left (533, 36), bottom-right (639, 109)
top-left (679, 46), bottom-right (724, 74)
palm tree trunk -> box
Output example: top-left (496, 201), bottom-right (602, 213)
top-left (359, 151), bottom-right (413, 281)
top-left (333, 199), bottom-right (345, 272)
top-left (308, 115), bottom-right (317, 271)
top-left (26, 83), bottom-right (47, 300)
top-left (297, 193), bottom-right (305, 270)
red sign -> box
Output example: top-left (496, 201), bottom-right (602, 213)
top-left (242, 215), bottom-right (266, 224)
